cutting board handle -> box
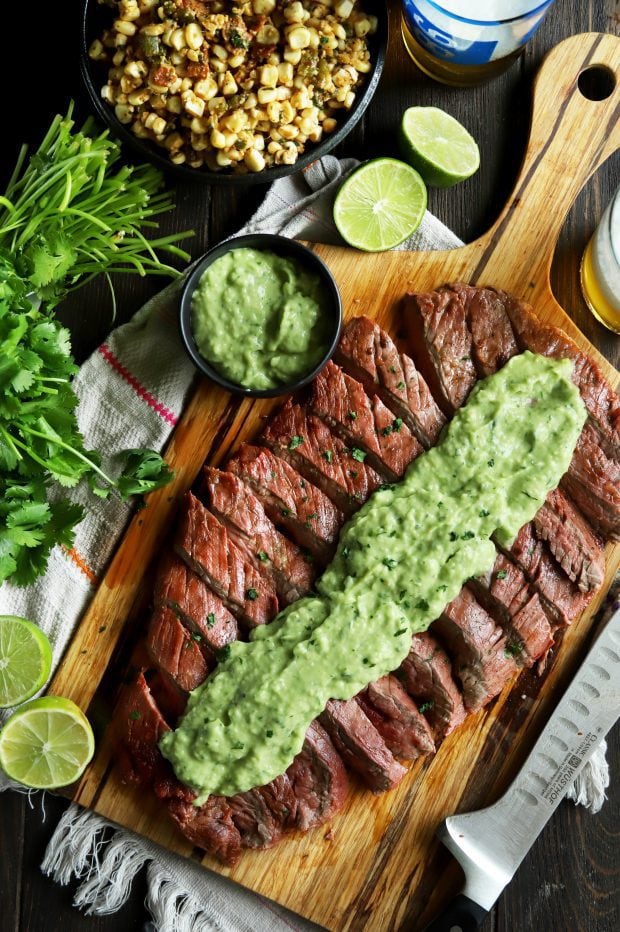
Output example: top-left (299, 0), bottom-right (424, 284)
top-left (473, 32), bottom-right (620, 302)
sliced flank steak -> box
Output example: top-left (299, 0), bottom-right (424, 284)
top-left (533, 489), bottom-right (605, 592)
top-left (154, 551), bottom-right (239, 655)
top-left (398, 631), bottom-right (467, 739)
top-left (175, 493), bottom-right (279, 629)
top-left (503, 291), bottom-right (620, 461)
top-left (432, 588), bottom-right (518, 712)
top-left (469, 554), bottom-right (554, 667)
top-left (115, 671), bottom-right (171, 786)
top-left (308, 360), bottom-right (422, 482)
top-left (335, 315), bottom-right (446, 448)
top-left (286, 720), bottom-right (349, 831)
top-left (562, 421), bottom-right (620, 541)
top-left (320, 699), bottom-right (407, 793)
top-left (146, 605), bottom-right (210, 693)
top-left (229, 721), bottom-right (349, 848)
top-left (501, 523), bottom-right (591, 628)
top-left (439, 283), bottom-right (519, 377)
top-left (261, 400), bottom-right (383, 516)
top-left (167, 794), bottom-right (243, 865)
top-left (227, 444), bottom-right (343, 564)
top-left (199, 466), bottom-right (316, 604)
top-left (404, 287), bottom-right (478, 415)
top-left (357, 675), bottom-right (436, 760)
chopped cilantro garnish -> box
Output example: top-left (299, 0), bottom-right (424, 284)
top-left (288, 435), bottom-right (304, 450)
top-left (348, 410), bottom-right (357, 420)
top-left (392, 417), bottom-right (402, 432)
top-left (206, 612), bottom-right (216, 627)
top-left (479, 508), bottom-right (490, 517)
top-left (322, 450), bottom-right (333, 463)
top-left (396, 381), bottom-right (406, 390)
top-left (418, 700), bottom-right (434, 714)
top-left (128, 710), bottom-right (141, 721)
top-left (461, 530), bottom-right (475, 539)
top-left (246, 587), bottom-right (258, 601)
top-left (416, 598), bottom-right (429, 610)
top-left (257, 550), bottom-right (269, 562)
top-left (496, 569), bottom-right (508, 580)
top-left (350, 447), bottom-right (367, 462)
top-left (382, 557), bottom-right (397, 569)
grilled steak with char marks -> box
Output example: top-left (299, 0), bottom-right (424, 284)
top-left (154, 551), bottom-right (239, 654)
top-left (503, 291), bottom-right (620, 461)
top-left (146, 605), bottom-right (210, 693)
top-left (262, 400), bottom-right (383, 516)
top-left (309, 360), bottom-right (422, 481)
top-left (357, 675), bottom-right (435, 759)
top-left (469, 554), bottom-right (554, 666)
top-left (404, 287), bottom-right (478, 414)
top-left (561, 421), bottom-right (620, 541)
top-left (501, 523), bottom-right (591, 628)
top-left (227, 444), bottom-right (343, 564)
top-left (398, 632), bottom-right (467, 739)
top-left (442, 283), bottom-right (519, 377)
top-left (175, 493), bottom-right (279, 629)
top-left (320, 699), bottom-right (407, 792)
top-left (335, 315), bottom-right (446, 448)
top-left (200, 466), bottom-right (315, 604)
top-left (433, 589), bottom-right (518, 712)
top-left (534, 488), bottom-right (605, 591)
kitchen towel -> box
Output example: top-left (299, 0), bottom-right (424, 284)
top-left (0, 155), bottom-right (612, 932)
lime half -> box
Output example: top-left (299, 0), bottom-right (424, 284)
top-left (0, 696), bottom-right (95, 789)
top-left (399, 107), bottom-right (480, 187)
top-left (0, 615), bottom-right (53, 708)
top-left (333, 158), bottom-right (427, 252)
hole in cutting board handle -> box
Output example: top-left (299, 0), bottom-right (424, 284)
top-left (577, 66), bottom-right (616, 101)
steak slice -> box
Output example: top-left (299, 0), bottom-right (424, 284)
top-left (262, 400), bottom-right (383, 516)
top-left (227, 444), bottom-right (343, 563)
top-left (146, 605), bottom-right (210, 693)
top-left (167, 795), bottom-right (242, 865)
top-left (562, 421), bottom-right (620, 541)
top-left (469, 554), bottom-right (554, 667)
top-left (175, 493), bottom-right (279, 629)
top-left (115, 671), bottom-right (171, 785)
top-left (228, 775), bottom-right (296, 850)
top-left (200, 466), bottom-right (315, 604)
top-left (501, 523), bottom-right (591, 628)
top-left (154, 551), bottom-right (239, 654)
top-left (398, 632), bottom-right (467, 739)
top-left (308, 360), bottom-right (422, 481)
top-left (432, 589), bottom-right (519, 712)
top-left (335, 315), bottom-right (446, 447)
top-left (404, 287), bottom-right (478, 415)
top-left (320, 699), bottom-right (407, 793)
top-left (440, 283), bottom-right (519, 377)
top-left (286, 720), bottom-right (349, 830)
top-left (503, 291), bottom-right (620, 461)
top-left (533, 489), bottom-right (605, 591)
top-left (357, 675), bottom-right (435, 760)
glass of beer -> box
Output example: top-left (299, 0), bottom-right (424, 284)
top-left (401, 1), bottom-right (556, 86)
top-left (580, 187), bottom-right (620, 334)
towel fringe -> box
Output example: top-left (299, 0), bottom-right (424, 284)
top-left (565, 739), bottom-right (609, 813)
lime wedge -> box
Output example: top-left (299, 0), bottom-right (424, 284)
top-left (0, 696), bottom-right (95, 789)
top-left (399, 107), bottom-right (480, 187)
top-left (0, 615), bottom-right (53, 708)
top-left (333, 158), bottom-right (427, 252)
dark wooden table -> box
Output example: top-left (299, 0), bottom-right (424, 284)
top-left (2, 1), bottom-right (619, 929)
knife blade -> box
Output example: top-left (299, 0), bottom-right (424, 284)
top-left (422, 606), bottom-right (620, 932)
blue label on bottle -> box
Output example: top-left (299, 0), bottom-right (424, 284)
top-left (402, 0), bottom-right (504, 65)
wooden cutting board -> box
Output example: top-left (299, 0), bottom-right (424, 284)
top-left (49, 33), bottom-right (620, 931)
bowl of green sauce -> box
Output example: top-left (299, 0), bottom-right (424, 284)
top-left (179, 234), bottom-right (342, 398)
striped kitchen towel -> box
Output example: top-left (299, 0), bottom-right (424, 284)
top-left (0, 155), bottom-right (611, 931)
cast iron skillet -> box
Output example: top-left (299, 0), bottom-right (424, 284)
top-left (80, 0), bottom-right (388, 185)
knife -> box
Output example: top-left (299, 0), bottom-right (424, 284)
top-left (422, 606), bottom-right (620, 932)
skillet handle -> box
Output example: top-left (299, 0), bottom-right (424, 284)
top-left (421, 894), bottom-right (489, 932)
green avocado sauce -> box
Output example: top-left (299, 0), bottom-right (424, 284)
top-left (159, 353), bottom-right (586, 802)
top-left (191, 247), bottom-right (331, 390)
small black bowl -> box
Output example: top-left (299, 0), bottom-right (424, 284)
top-left (80, 0), bottom-right (388, 186)
top-left (179, 233), bottom-right (342, 398)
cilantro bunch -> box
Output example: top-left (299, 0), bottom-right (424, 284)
top-left (0, 106), bottom-right (192, 586)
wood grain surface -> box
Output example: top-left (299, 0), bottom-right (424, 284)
top-left (2, 2), bottom-right (619, 931)
top-left (37, 29), bottom-right (620, 932)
